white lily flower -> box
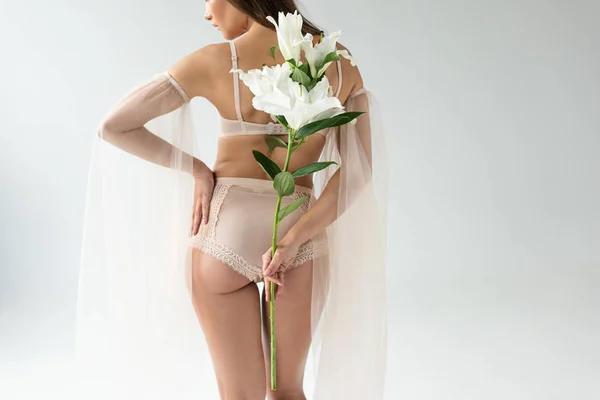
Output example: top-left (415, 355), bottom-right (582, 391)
top-left (230, 62), bottom-right (295, 112)
top-left (231, 64), bottom-right (344, 131)
top-left (266, 10), bottom-right (304, 63)
top-left (296, 30), bottom-right (358, 78)
top-left (286, 75), bottom-right (344, 130)
top-left (336, 49), bottom-right (357, 66)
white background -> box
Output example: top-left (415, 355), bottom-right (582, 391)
top-left (1, 0), bottom-right (599, 398)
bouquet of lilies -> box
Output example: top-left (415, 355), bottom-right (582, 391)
top-left (230, 10), bottom-right (362, 390)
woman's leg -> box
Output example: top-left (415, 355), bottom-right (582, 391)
top-left (190, 248), bottom-right (267, 400)
top-left (262, 259), bottom-right (314, 400)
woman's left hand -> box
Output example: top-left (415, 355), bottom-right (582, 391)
top-left (261, 238), bottom-right (301, 301)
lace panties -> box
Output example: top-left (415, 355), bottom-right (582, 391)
top-left (189, 177), bottom-right (328, 283)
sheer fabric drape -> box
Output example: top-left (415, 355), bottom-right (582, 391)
top-left (75, 71), bottom-right (389, 399)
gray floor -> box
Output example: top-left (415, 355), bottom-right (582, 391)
top-left (2, 273), bottom-right (598, 399)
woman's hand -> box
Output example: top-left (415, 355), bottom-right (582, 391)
top-left (261, 237), bottom-right (302, 301)
top-left (189, 162), bottom-right (215, 237)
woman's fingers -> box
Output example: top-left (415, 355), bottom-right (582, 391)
top-left (265, 279), bottom-right (271, 302)
top-left (265, 273), bottom-right (283, 286)
top-left (261, 248), bottom-right (290, 302)
top-left (263, 252), bottom-right (284, 303)
top-left (190, 202), bottom-right (198, 236)
top-left (201, 193), bottom-right (210, 224)
top-left (278, 272), bottom-right (284, 294)
top-left (190, 201), bottom-right (202, 236)
top-left (190, 170), bottom-right (215, 236)
top-left (265, 252), bottom-right (285, 276)
top-left (264, 277), bottom-right (277, 302)
top-left (263, 274), bottom-right (284, 302)
top-left (192, 202), bottom-right (202, 236)
top-left (262, 250), bottom-right (276, 276)
top-left (190, 192), bottom-right (213, 236)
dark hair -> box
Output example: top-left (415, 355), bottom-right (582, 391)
top-left (226, 0), bottom-right (324, 36)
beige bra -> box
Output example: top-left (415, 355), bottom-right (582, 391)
top-left (220, 40), bottom-right (343, 138)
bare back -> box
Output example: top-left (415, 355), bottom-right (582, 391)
top-left (201, 36), bottom-right (359, 189)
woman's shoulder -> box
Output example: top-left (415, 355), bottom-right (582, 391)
top-left (166, 43), bottom-right (232, 100)
top-left (334, 41), bottom-right (365, 103)
top-left (165, 40), bottom-right (364, 103)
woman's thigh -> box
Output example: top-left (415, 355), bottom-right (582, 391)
top-left (190, 248), bottom-right (266, 400)
top-left (262, 259), bottom-right (314, 400)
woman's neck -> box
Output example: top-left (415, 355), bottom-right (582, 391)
top-left (241, 19), bottom-right (276, 41)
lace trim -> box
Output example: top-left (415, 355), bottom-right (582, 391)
top-left (290, 188), bottom-right (329, 268)
top-left (293, 189), bottom-right (311, 213)
top-left (208, 183), bottom-right (232, 236)
top-left (188, 182), bottom-right (329, 282)
top-left (189, 234), bottom-right (328, 282)
top-left (288, 235), bottom-right (329, 269)
top-left (189, 236), bottom-right (263, 282)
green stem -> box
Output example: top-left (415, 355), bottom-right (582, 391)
top-left (269, 128), bottom-right (296, 391)
top-left (283, 129), bottom-right (294, 171)
top-left (270, 194), bottom-right (281, 391)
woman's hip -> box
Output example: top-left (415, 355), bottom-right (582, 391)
top-left (188, 176), bottom-right (327, 282)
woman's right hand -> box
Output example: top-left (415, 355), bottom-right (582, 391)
top-left (189, 162), bottom-right (215, 237)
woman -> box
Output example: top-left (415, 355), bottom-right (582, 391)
top-left (75, 1), bottom-right (389, 399)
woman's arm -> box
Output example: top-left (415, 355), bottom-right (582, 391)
top-left (97, 45), bottom-right (218, 176)
top-left (284, 168), bottom-right (341, 246)
top-left (283, 86), bottom-right (373, 246)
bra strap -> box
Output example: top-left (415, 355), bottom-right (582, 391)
top-left (229, 40), bottom-right (246, 133)
top-left (335, 60), bottom-right (343, 98)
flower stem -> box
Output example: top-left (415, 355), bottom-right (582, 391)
top-left (270, 194), bottom-right (281, 391)
top-left (283, 129), bottom-right (294, 171)
top-left (269, 128), bottom-right (296, 391)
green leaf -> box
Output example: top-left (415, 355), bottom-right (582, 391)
top-left (315, 51), bottom-right (340, 75)
top-left (291, 161), bottom-right (337, 178)
top-left (265, 136), bottom-right (288, 153)
top-left (273, 172), bottom-right (295, 196)
top-left (270, 45), bottom-right (278, 59)
top-left (305, 81), bottom-right (317, 91)
top-left (291, 67), bottom-right (311, 87)
top-left (252, 150), bottom-right (282, 180)
top-left (323, 50), bottom-right (340, 65)
top-left (298, 62), bottom-right (311, 77)
top-left (296, 111), bottom-right (366, 139)
top-left (277, 196), bottom-right (309, 222)
top-left (321, 50), bottom-right (340, 66)
top-left (286, 58), bottom-right (297, 67)
top-left (274, 115), bottom-right (289, 129)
